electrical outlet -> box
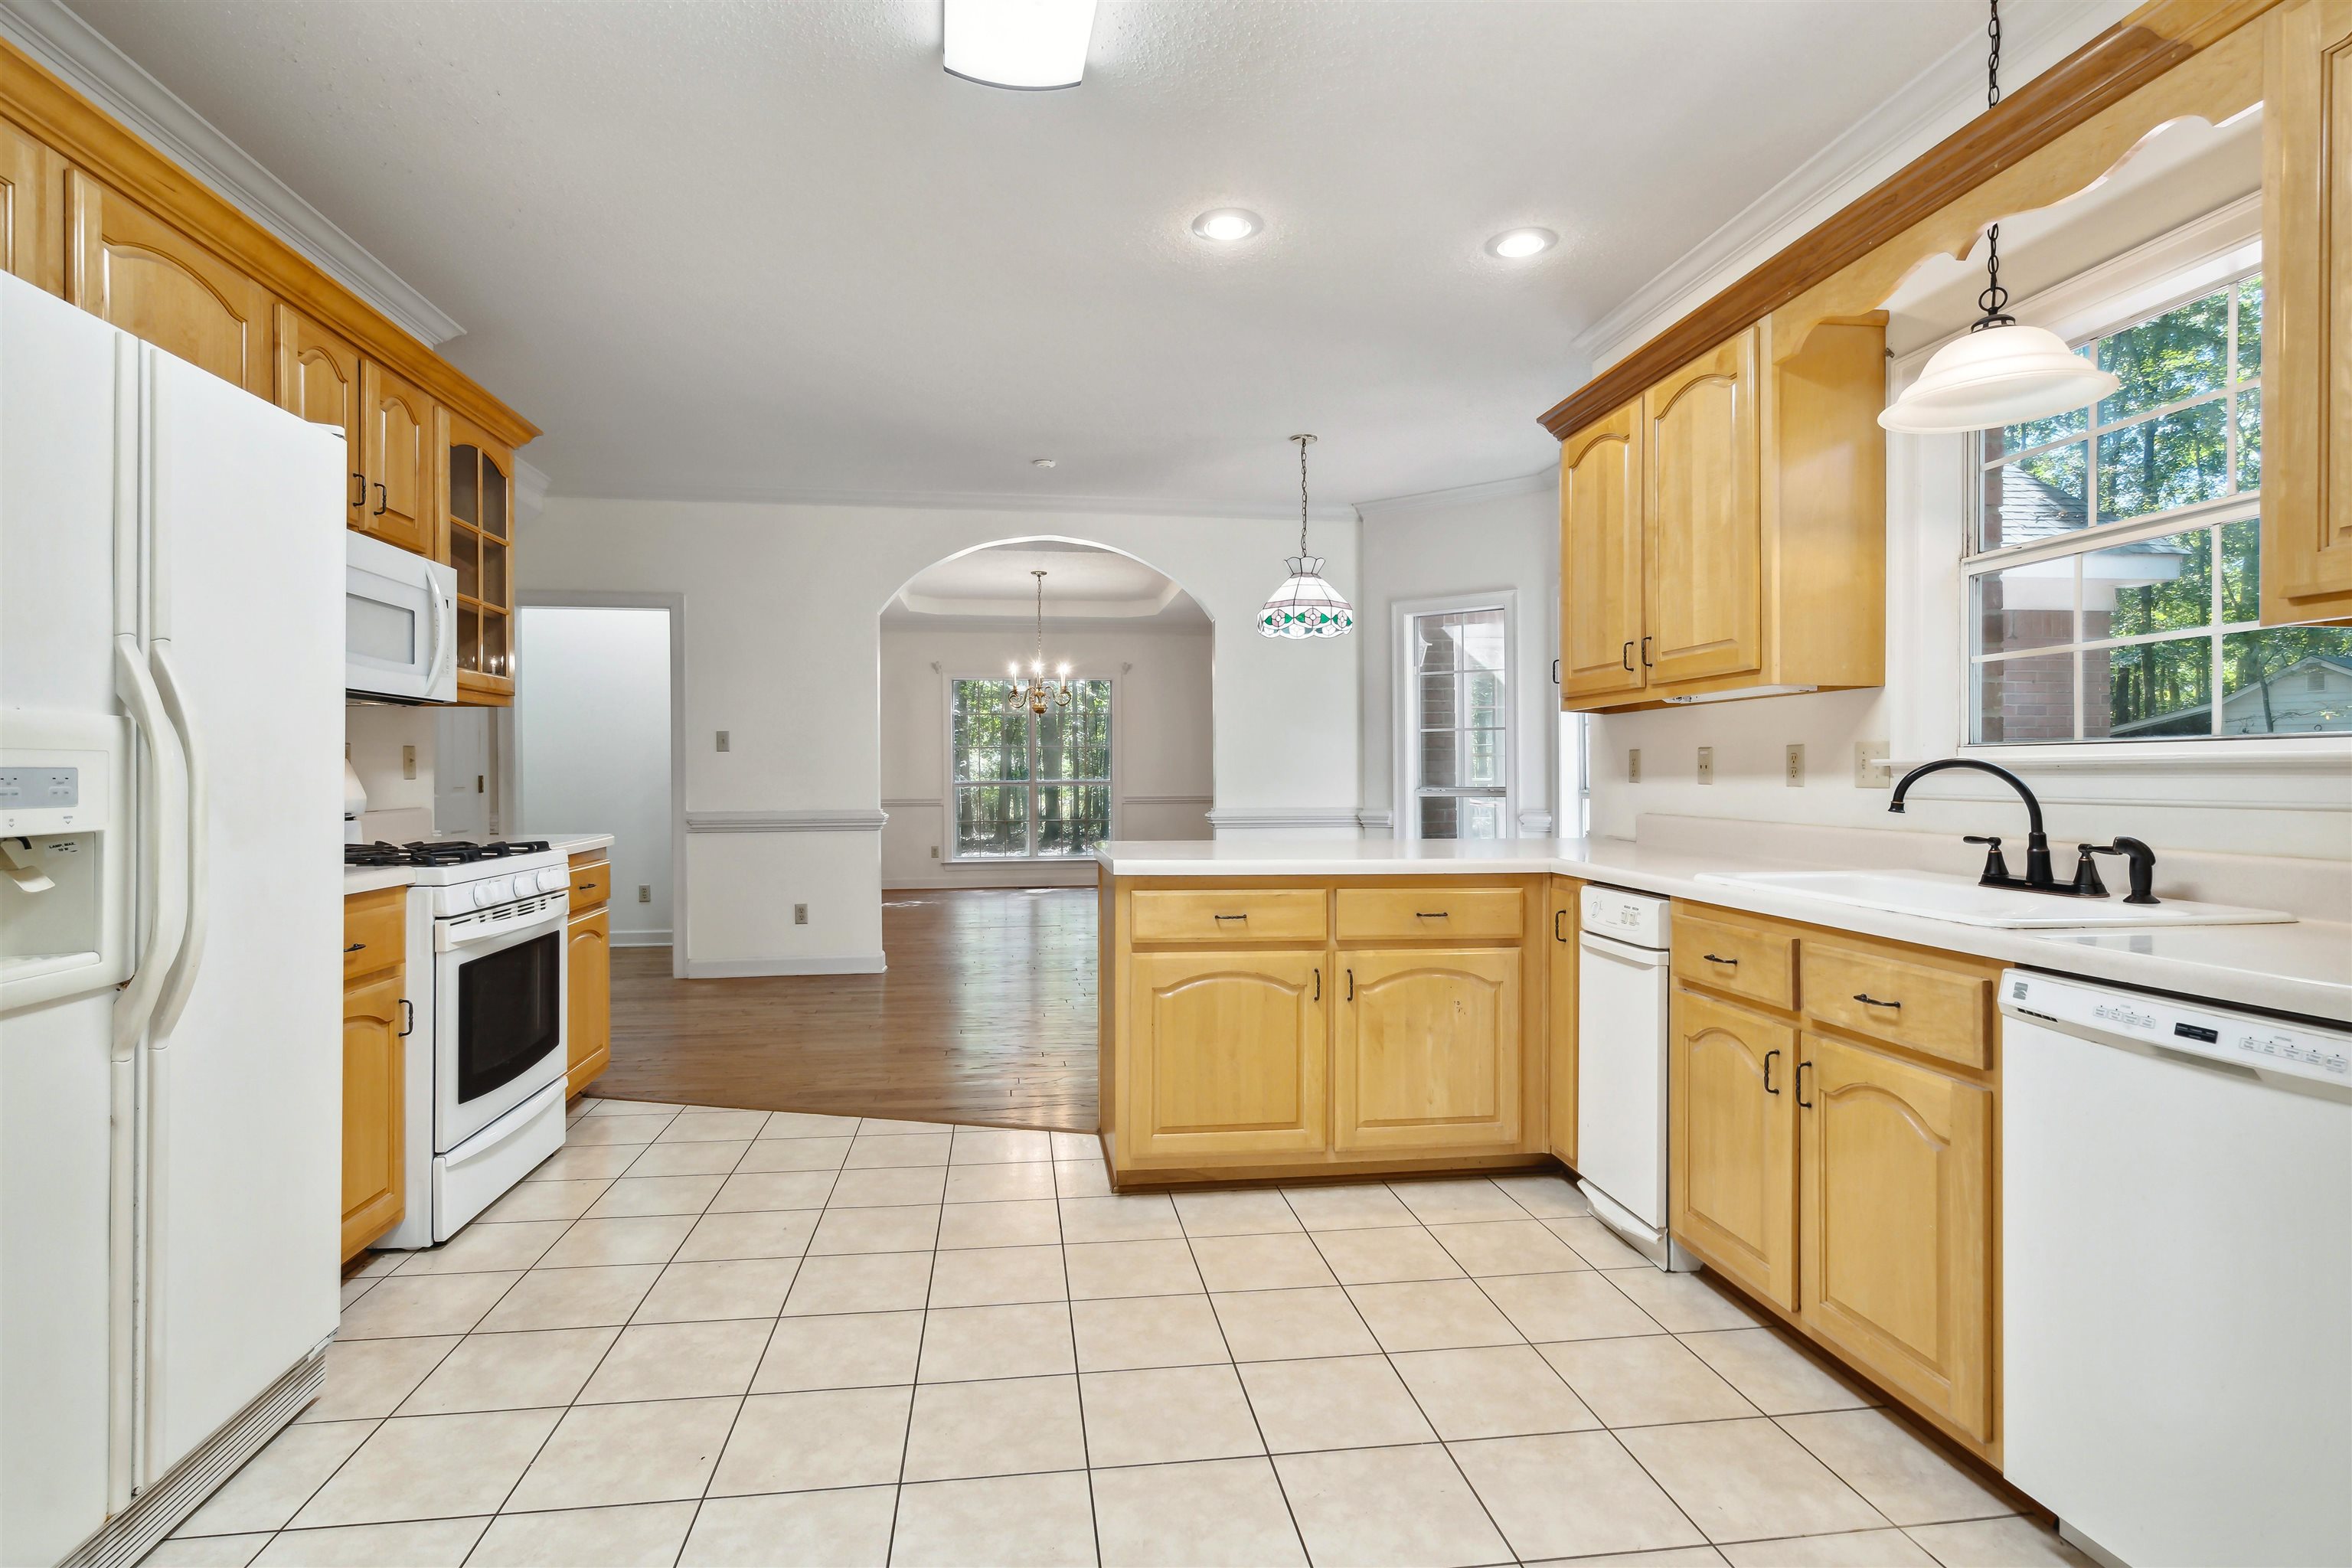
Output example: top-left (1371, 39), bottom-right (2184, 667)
top-left (930, 846), bottom-right (940, 859)
top-left (637, 884), bottom-right (651, 903)
top-left (1855, 740), bottom-right (1891, 788)
top-left (1627, 748), bottom-right (1642, 783)
top-left (1697, 746), bottom-right (1714, 785)
top-left (400, 744), bottom-right (416, 780)
top-left (716, 730), bottom-right (731, 753)
top-left (1785, 743), bottom-right (1805, 786)
top-left (793, 903), bottom-right (808, 925)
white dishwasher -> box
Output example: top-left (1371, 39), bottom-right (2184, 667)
top-left (2001, 970), bottom-right (2352, 1568)
top-left (1575, 885), bottom-right (1695, 1271)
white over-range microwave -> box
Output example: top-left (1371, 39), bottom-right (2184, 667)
top-left (347, 531), bottom-right (457, 703)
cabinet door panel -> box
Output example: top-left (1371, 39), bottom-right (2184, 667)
top-left (64, 171), bottom-right (272, 397)
top-left (1560, 401), bottom-right (1648, 702)
top-left (1129, 950), bottom-right (1328, 1158)
top-left (1800, 1032), bottom-right (1994, 1440)
top-left (1669, 987), bottom-right (1797, 1309)
top-left (1336, 948), bottom-right (1521, 1152)
top-left (360, 359), bottom-right (436, 558)
top-left (1645, 328), bottom-right (1762, 686)
top-left (2, 119), bottom-right (65, 294)
top-left (566, 907), bottom-right (612, 1097)
top-left (1547, 880), bottom-right (1578, 1164)
top-left (276, 305), bottom-right (363, 524)
top-left (341, 971), bottom-right (406, 1260)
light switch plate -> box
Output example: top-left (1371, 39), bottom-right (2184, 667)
top-left (1627, 748), bottom-right (1642, 783)
top-left (1785, 743), bottom-right (1805, 786)
top-left (716, 730), bottom-right (731, 753)
top-left (1855, 740), bottom-right (1891, 787)
top-left (1697, 746), bottom-right (1714, 785)
top-left (638, 884), bottom-right (651, 903)
top-left (400, 744), bottom-right (416, 780)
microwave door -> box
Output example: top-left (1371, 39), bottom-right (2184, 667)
top-left (345, 535), bottom-right (455, 702)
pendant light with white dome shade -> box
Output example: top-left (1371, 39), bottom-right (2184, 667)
top-left (1259, 435), bottom-right (1354, 639)
top-left (1878, 0), bottom-right (2121, 435)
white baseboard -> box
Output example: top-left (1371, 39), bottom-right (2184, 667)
top-left (683, 953), bottom-right (888, 978)
top-left (611, 929), bottom-right (673, 948)
top-left (884, 873), bottom-right (1096, 891)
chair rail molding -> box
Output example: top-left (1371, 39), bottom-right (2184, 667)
top-left (1207, 806), bottom-right (1365, 830)
top-left (685, 809), bottom-right (891, 833)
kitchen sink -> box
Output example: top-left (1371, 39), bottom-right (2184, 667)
top-left (1694, 870), bottom-right (2295, 929)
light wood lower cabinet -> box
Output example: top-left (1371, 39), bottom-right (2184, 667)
top-left (339, 965), bottom-right (406, 1263)
top-left (1670, 988), bottom-right (1798, 1311)
top-left (564, 850), bottom-right (613, 1097)
top-left (1336, 948), bottom-right (1521, 1152)
top-left (1546, 877), bottom-right (1579, 1165)
top-left (1126, 949), bottom-right (1328, 1159)
top-left (1801, 1031), bottom-right (1994, 1441)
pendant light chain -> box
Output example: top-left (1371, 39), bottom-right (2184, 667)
top-left (1975, 1), bottom-right (2014, 330)
top-left (1295, 433), bottom-right (1315, 557)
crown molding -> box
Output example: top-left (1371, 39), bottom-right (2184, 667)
top-left (1354, 469), bottom-right (1556, 520)
top-left (544, 477), bottom-right (1360, 525)
top-left (1573, 0), bottom-right (2124, 374)
top-left (0, 0), bottom-right (466, 347)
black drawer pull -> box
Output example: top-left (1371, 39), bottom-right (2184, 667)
top-left (1416, 910), bottom-right (1449, 919)
top-left (343, 942), bottom-right (365, 953)
top-left (1852, 992), bottom-right (1903, 1009)
top-left (1701, 952), bottom-right (1739, 965)
top-left (577, 881), bottom-right (597, 891)
top-left (1212, 913), bottom-right (1248, 922)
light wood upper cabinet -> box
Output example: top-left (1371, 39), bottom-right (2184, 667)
top-left (2262, 0), bottom-right (2352, 623)
top-left (2, 117), bottom-right (64, 293)
top-left (358, 358), bottom-right (436, 559)
top-left (1799, 1031), bottom-right (1994, 1442)
top-left (1559, 400), bottom-right (1647, 702)
top-left (1670, 986), bottom-right (1798, 1311)
top-left (1546, 878), bottom-right (1579, 1165)
top-left (448, 410), bottom-right (517, 704)
top-left (1127, 949), bottom-right (1328, 1159)
top-left (1334, 948), bottom-right (1521, 1152)
top-left (566, 906), bottom-right (612, 1099)
top-left (1645, 328), bottom-right (1762, 687)
top-left (340, 965), bottom-right (406, 1263)
top-left (64, 170), bottom-right (272, 396)
top-left (275, 305), bottom-right (364, 524)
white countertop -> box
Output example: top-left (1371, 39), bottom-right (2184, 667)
top-left (1095, 837), bottom-right (2352, 1024)
top-left (342, 833), bottom-right (615, 894)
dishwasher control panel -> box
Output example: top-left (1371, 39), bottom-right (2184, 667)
top-left (2001, 971), bottom-right (2352, 1088)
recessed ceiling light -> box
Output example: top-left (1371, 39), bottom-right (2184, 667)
top-left (1485, 227), bottom-right (1557, 260)
top-left (1191, 208), bottom-right (1263, 243)
top-left (1031, 457), bottom-right (1057, 468)
top-left (943, 0), bottom-right (1097, 90)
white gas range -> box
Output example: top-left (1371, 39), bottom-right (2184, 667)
top-left (350, 839), bottom-right (571, 1246)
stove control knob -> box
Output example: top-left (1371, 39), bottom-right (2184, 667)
top-left (473, 879), bottom-right (507, 908)
top-left (537, 868), bottom-right (567, 894)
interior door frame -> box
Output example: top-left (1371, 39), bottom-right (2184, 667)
top-left (513, 590), bottom-right (689, 979)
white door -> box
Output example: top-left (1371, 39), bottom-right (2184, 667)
top-left (1575, 930), bottom-right (1671, 1229)
top-left (139, 348), bottom-right (345, 1483)
top-left (435, 707), bottom-right (489, 836)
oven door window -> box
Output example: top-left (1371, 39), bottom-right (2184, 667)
top-left (456, 930), bottom-right (561, 1103)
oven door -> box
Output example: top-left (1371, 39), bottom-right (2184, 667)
top-left (347, 531), bottom-right (457, 703)
top-left (433, 897), bottom-right (567, 1152)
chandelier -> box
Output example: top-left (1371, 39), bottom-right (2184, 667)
top-left (1259, 433), bottom-right (1354, 639)
top-left (1005, 569), bottom-right (1073, 714)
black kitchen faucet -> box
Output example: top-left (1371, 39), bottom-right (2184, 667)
top-left (1887, 758), bottom-right (2158, 903)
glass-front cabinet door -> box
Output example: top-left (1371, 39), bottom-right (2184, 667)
top-left (446, 410), bottom-right (515, 704)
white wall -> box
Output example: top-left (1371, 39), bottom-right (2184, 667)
top-left (880, 622), bottom-right (1214, 889)
top-left (1356, 479), bottom-right (1559, 838)
top-left (517, 498), bottom-right (1359, 973)
top-left (345, 702), bottom-right (436, 844)
top-left (513, 606), bottom-right (675, 944)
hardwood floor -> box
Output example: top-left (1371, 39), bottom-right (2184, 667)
top-left (595, 887), bottom-right (1099, 1132)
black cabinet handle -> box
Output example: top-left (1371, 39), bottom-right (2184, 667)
top-left (1763, 1048), bottom-right (1779, 1095)
top-left (1312, 967), bottom-right (1321, 1001)
top-left (398, 998), bottom-right (413, 1037)
top-left (1796, 1059), bottom-right (1813, 1108)
top-left (1345, 969), bottom-right (1354, 1002)
top-left (1213, 913), bottom-right (1247, 923)
top-left (372, 482), bottom-right (388, 516)
top-left (1622, 642), bottom-right (1634, 671)
top-left (350, 470), bottom-right (365, 508)
top-left (1702, 952), bottom-right (1740, 966)
top-left (1551, 658), bottom-right (1561, 685)
top-left (1415, 910), bottom-right (1449, 920)
top-left (343, 942), bottom-right (365, 953)
top-left (577, 881), bottom-right (596, 891)
top-left (1553, 909), bottom-right (1566, 942)
top-left (1640, 635), bottom-right (1653, 668)
top-left (1852, 992), bottom-right (1903, 1009)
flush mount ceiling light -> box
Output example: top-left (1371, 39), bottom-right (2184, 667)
top-left (1879, 0), bottom-right (2118, 434)
top-left (1259, 435), bottom-right (1354, 640)
top-left (943, 0), bottom-right (1097, 90)
top-left (1031, 457), bottom-right (1057, 468)
top-left (1191, 207), bottom-right (1263, 243)
top-left (1485, 227), bottom-right (1557, 260)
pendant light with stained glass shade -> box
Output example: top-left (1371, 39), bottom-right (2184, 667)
top-left (1258, 434), bottom-right (1354, 639)
top-left (1878, 0), bottom-right (2120, 434)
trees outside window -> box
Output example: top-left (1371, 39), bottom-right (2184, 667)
top-left (950, 678), bottom-right (1113, 858)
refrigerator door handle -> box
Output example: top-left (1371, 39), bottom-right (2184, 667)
top-left (149, 639), bottom-right (206, 1037)
top-left (111, 635), bottom-right (188, 1058)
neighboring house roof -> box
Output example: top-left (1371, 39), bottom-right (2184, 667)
top-left (2109, 652), bottom-right (2352, 736)
top-left (1992, 469), bottom-right (2193, 558)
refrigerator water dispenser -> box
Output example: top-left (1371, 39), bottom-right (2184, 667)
top-left (0, 711), bottom-right (131, 1010)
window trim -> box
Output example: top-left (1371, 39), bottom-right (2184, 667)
top-left (941, 669), bottom-right (1118, 864)
top-left (1393, 590), bottom-right (1518, 842)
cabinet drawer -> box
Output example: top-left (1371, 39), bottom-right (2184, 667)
top-left (1335, 887), bottom-right (1522, 943)
top-left (1801, 940), bottom-right (1991, 1069)
top-left (1130, 889), bottom-right (1327, 944)
top-left (342, 888), bottom-right (404, 982)
top-left (570, 859), bottom-right (612, 910)
top-left (1671, 910), bottom-right (1795, 1010)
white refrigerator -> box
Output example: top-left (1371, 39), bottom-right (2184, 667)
top-left (2, 273), bottom-right (345, 1566)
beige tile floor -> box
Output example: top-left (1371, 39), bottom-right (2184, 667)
top-left (145, 1099), bottom-right (2092, 1568)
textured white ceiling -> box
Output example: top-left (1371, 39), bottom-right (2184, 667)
top-left (70, 0), bottom-right (2003, 510)
top-left (887, 541), bottom-right (1205, 622)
